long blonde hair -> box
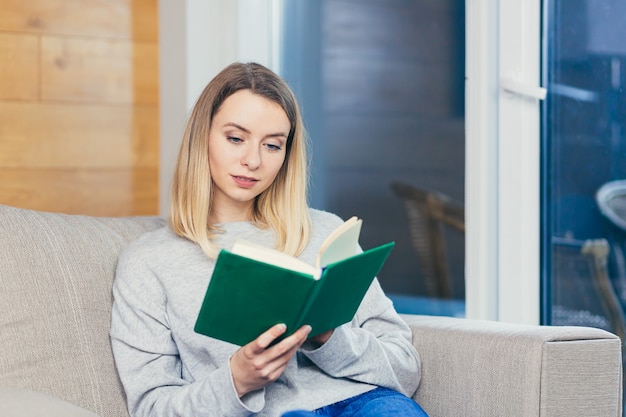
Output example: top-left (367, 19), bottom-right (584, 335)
top-left (169, 62), bottom-right (312, 258)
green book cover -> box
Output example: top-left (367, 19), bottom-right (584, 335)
top-left (193, 241), bottom-right (395, 346)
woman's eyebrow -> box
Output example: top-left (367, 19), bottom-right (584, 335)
top-left (223, 122), bottom-right (250, 133)
top-left (266, 132), bottom-right (288, 139)
top-left (224, 122), bottom-right (288, 139)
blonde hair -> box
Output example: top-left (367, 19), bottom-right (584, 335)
top-left (169, 62), bottom-right (312, 258)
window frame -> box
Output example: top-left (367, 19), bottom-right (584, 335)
top-left (465, 0), bottom-right (543, 324)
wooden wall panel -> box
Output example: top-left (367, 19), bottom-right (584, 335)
top-left (0, 33), bottom-right (39, 100)
top-left (0, 0), bottom-right (157, 41)
top-left (0, 168), bottom-right (158, 216)
top-left (0, 0), bottom-right (159, 216)
top-left (41, 36), bottom-right (158, 104)
top-left (0, 102), bottom-right (158, 168)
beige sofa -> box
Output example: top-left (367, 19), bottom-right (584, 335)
top-left (0, 203), bottom-right (622, 417)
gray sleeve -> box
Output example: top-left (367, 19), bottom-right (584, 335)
top-left (109, 248), bottom-right (264, 417)
top-left (301, 278), bottom-right (421, 397)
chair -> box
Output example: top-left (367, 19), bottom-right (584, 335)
top-left (551, 237), bottom-right (626, 342)
top-left (390, 182), bottom-right (465, 299)
top-left (597, 180), bottom-right (626, 232)
top-left (596, 180), bottom-right (626, 303)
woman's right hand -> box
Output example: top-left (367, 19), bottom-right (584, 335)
top-left (230, 323), bottom-right (311, 397)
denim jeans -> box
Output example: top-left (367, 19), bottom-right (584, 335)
top-left (281, 387), bottom-right (429, 417)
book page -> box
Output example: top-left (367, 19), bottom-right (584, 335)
top-left (231, 240), bottom-right (318, 277)
top-left (315, 216), bottom-right (362, 268)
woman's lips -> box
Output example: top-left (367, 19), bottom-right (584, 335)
top-left (232, 175), bottom-right (258, 188)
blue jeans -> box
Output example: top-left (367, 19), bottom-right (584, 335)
top-left (281, 387), bottom-right (429, 417)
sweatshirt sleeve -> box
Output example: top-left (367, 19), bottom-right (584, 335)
top-left (110, 247), bottom-right (264, 417)
top-left (300, 278), bottom-right (421, 398)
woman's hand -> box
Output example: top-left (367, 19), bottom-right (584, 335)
top-left (230, 323), bottom-right (311, 397)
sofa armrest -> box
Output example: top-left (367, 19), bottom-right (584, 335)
top-left (402, 314), bottom-right (623, 417)
top-left (0, 387), bottom-right (101, 417)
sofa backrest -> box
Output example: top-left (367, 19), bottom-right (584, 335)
top-left (0, 204), bottom-right (166, 417)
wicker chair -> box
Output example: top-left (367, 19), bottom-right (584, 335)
top-left (390, 182), bottom-right (464, 299)
top-left (594, 180), bottom-right (626, 339)
top-left (551, 236), bottom-right (626, 342)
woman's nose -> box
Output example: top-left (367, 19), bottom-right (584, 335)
top-left (242, 145), bottom-right (261, 170)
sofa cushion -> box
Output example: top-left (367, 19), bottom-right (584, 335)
top-left (0, 205), bottom-right (165, 417)
top-left (0, 387), bottom-right (100, 417)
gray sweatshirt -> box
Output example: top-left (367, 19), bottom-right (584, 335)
top-left (110, 209), bottom-right (421, 417)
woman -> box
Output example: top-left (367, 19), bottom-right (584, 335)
top-left (110, 62), bottom-right (428, 417)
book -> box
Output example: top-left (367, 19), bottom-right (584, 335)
top-left (193, 216), bottom-right (395, 346)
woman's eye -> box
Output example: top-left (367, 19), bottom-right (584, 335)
top-left (265, 143), bottom-right (282, 152)
top-left (227, 136), bottom-right (243, 144)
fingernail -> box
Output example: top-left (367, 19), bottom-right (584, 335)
top-left (277, 323), bottom-right (287, 331)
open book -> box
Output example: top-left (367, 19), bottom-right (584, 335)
top-left (194, 216), bottom-right (395, 346)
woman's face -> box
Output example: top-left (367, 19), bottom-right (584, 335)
top-left (208, 89), bottom-right (290, 222)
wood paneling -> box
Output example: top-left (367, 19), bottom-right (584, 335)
top-left (41, 36), bottom-right (158, 104)
top-left (0, 168), bottom-right (158, 216)
top-left (325, 58), bottom-right (455, 116)
top-left (0, 0), bottom-right (159, 216)
top-left (0, 33), bottom-right (39, 100)
top-left (325, 115), bottom-right (464, 173)
top-left (326, 0), bottom-right (459, 62)
top-left (324, 0), bottom-right (462, 117)
top-left (0, 0), bottom-right (157, 41)
top-left (0, 102), bottom-right (158, 168)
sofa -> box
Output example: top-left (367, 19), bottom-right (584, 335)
top-left (0, 203), bottom-right (622, 417)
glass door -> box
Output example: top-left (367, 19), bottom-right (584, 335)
top-left (542, 4), bottom-right (626, 406)
top-left (541, 0), bottom-right (626, 337)
top-left (281, 0), bottom-right (466, 317)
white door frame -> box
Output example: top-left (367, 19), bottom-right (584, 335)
top-left (465, 0), bottom-right (543, 324)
